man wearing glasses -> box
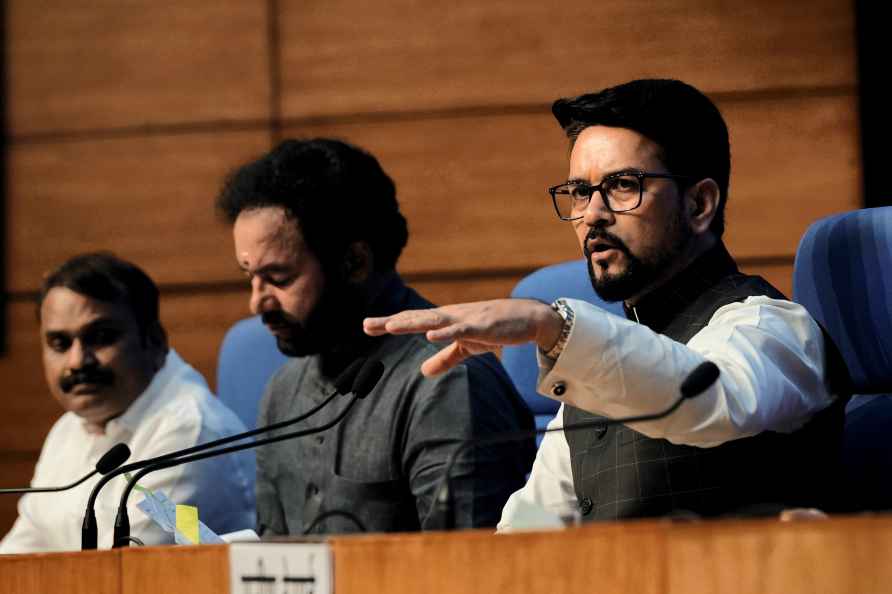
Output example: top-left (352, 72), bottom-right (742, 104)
top-left (365, 79), bottom-right (849, 525)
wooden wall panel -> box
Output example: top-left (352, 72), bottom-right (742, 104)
top-left (406, 275), bottom-right (521, 305)
top-left (284, 93), bottom-right (859, 276)
top-left (0, 302), bottom-right (63, 453)
top-left (7, 130), bottom-right (270, 293)
top-left (159, 289), bottom-right (253, 390)
top-left (7, 94), bottom-right (857, 296)
top-left (738, 260), bottom-right (794, 298)
top-left (286, 111), bottom-right (577, 274)
top-left (725, 94), bottom-right (861, 258)
top-left (279, 0), bottom-right (855, 119)
top-left (6, 1), bottom-right (271, 136)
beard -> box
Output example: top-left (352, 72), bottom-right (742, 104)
top-left (264, 310), bottom-right (319, 357)
top-left (263, 278), bottom-right (367, 358)
top-left (584, 212), bottom-right (692, 303)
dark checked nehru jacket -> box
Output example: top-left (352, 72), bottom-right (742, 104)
top-left (563, 244), bottom-right (849, 520)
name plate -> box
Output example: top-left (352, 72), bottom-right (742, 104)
top-left (229, 542), bottom-right (332, 594)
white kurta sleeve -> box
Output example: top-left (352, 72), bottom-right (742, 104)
top-left (537, 296), bottom-right (834, 447)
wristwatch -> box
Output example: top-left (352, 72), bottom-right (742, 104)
top-left (542, 298), bottom-right (574, 361)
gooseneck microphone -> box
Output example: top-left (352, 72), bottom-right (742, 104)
top-left (110, 358), bottom-right (385, 548)
top-left (425, 361), bottom-right (721, 530)
top-left (80, 357), bottom-right (368, 550)
top-left (0, 443), bottom-right (131, 495)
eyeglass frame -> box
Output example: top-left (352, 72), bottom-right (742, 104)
top-left (547, 170), bottom-right (696, 220)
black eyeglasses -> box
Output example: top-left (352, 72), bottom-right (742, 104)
top-left (547, 171), bottom-right (694, 220)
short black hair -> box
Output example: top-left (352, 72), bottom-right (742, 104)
top-left (552, 79), bottom-right (730, 237)
top-left (37, 252), bottom-right (163, 340)
top-left (216, 138), bottom-right (409, 274)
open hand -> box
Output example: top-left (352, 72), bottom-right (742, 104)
top-left (363, 299), bottom-right (563, 376)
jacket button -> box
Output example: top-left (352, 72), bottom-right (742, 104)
top-left (579, 496), bottom-right (594, 516)
top-left (551, 382), bottom-right (567, 396)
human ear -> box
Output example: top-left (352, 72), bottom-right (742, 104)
top-left (145, 322), bottom-right (169, 371)
top-left (686, 178), bottom-right (720, 235)
top-left (343, 241), bottom-right (373, 283)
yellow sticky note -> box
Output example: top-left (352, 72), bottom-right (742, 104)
top-left (176, 504), bottom-right (200, 544)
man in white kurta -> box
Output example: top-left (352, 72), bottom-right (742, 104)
top-left (0, 254), bottom-right (254, 552)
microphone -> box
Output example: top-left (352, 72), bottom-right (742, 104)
top-left (0, 443), bottom-right (131, 495)
top-left (425, 361), bottom-right (721, 530)
top-left (110, 358), bottom-right (385, 548)
top-left (80, 357), bottom-right (367, 550)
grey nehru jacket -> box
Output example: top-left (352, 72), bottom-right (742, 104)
top-left (255, 276), bottom-right (535, 534)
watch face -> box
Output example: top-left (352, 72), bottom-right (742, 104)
top-left (545, 300), bottom-right (574, 360)
top-left (552, 299), bottom-right (571, 320)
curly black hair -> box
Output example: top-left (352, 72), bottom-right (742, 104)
top-left (216, 138), bottom-right (409, 274)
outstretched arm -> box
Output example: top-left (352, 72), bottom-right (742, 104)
top-left (363, 299), bottom-right (564, 376)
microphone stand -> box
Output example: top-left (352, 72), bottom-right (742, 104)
top-left (425, 361), bottom-right (720, 530)
top-left (112, 393), bottom-right (362, 547)
top-left (111, 359), bottom-right (385, 548)
top-left (0, 443), bottom-right (131, 494)
top-left (81, 358), bottom-right (367, 550)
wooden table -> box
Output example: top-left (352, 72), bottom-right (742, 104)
top-left (2, 515), bottom-right (890, 594)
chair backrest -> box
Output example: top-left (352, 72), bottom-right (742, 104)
top-left (792, 206), bottom-right (892, 394)
top-left (792, 206), bottom-right (892, 511)
top-left (216, 316), bottom-right (289, 429)
top-left (501, 260), bottom-right (625, 432)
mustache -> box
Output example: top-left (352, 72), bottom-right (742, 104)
top-left (60, 367), bottom-right (115, 393)
top-left (261, 310), bottom-right (298, 328)
top-left (584, 228), bottom-right (632, 257)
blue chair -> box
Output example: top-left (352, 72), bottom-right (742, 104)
top-left (501, 260), bottom-right (625, 436)
top-left (792, 206), bottom-right (892, 510)
top-left (216, 316), bottom-right (290, 429)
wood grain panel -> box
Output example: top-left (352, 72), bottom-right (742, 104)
top-left (0, 301), bottom-right (63, 453)
top-left (667, 517), bottom-right (892, 594)
top-left (737, 260), bottom-right (794, 298)
top-left (285, 109), bottom-right (583, 275)
top-left (158, 289), bottom-right (253, 391)
top-left (7, 97), bottom-right (854, 295)
top-left (330, 517), bottom-right (892, 594)
top-left (725, 95), bottom-right (861, 258)
top-left (284, 93), bottom-right (859, 276)
top-left (279, 0), bottom-right (855, 119)
top-left (121, 545), bottom-right (229, 594)
top-left (7, 130), bottom-right (270, 293)
top-left (406, 274), bottom-right (521, 305)
top-left (7, 1), bottom-right (270, 136)
top-left (333, 525), bottom-right (664, 594)
top-left (0, 549), bottom-right (121, 594)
